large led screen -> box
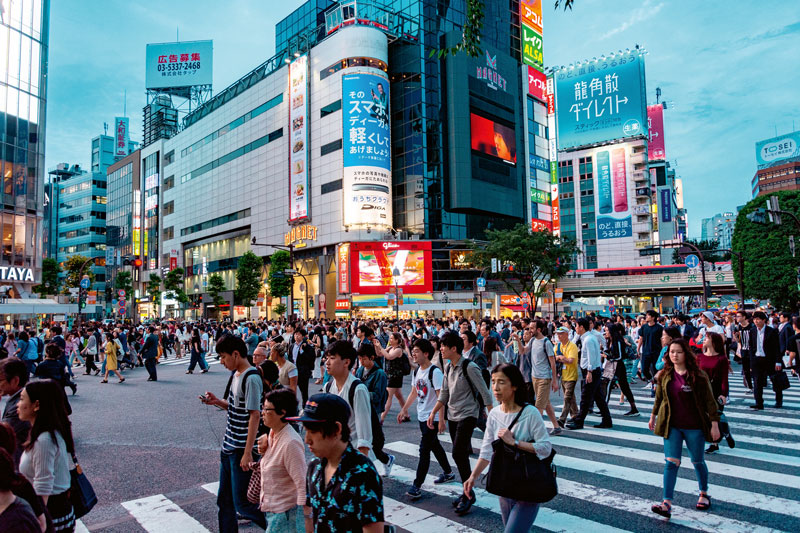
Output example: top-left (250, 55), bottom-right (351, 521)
top-left (350, 241), bottom-right (433, 295)
top-left (470, 113), bottom-right (517, 165)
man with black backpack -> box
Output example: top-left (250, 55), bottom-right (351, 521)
top-left (427, 331), bottom-right (492, 516)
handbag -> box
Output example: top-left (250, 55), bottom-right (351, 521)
top-left (770, 371), bottom-right (790, 392)
top-left (485, 405), bottom-right (558, 503)
top-left (69, 454), bottom-right (97, 519)
top-left (246, 460), bottom-right (262, 505)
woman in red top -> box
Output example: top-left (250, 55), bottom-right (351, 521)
top-left (700, 332), bottom-right (735, 454)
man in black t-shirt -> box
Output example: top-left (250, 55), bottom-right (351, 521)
top-left (637, 310), bottom-right (663, 382)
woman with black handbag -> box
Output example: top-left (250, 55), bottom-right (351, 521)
top-left (463, 363), bottom-right (552, 532)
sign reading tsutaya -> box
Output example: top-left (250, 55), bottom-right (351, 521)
top-left (476, 50), bottom-right (507, 91)
top-left (289, 55), bottom-right (310, 221)
top-left (342, 72), bottom-right (392, 228)
top-left (114, 117), bottom-right (129, 158)
top-left (145, 40), bottom-right (213, 90)
top-left (0, 266), bottom-right (34, 282)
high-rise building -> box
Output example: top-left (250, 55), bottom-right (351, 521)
top-left (752, 131), bottom-right (800, 197)
top-left (700, 211), bottom-right (736, 250)
top-left (0, 0), bottom-right (49, 295)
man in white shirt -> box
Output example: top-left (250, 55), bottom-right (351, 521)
top-left (566, 318), bottom-right (612, 430)
top-left (323, 341), bottom-right (373, 456)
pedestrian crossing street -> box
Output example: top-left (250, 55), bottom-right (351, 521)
top-left (75, 372), bottom-right (800, 532)
top-left (155, 356), bottom-right (222, 367)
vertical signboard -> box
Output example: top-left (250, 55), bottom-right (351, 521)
top-left (169, 249), bottom-right (178, 271)
top-left (554, 51), bottom-right (648, 150)
top-left (547, 76), bottom-right (560, 236)
top-left (595, 146), bottom-right (632, 240)
top-left (114, 117), bottom-right (129, 158)
top-left (289, 55), bottom-right (309, 222)
top-left (520, 1), bottom-right (543, 70)
top-left (520, 0), bottom-right (543, 33)
top-left (338, 243), bottom-right (350, 294)
top-left (647, 104), bottom-right (666, 160)
top-left (342, 72), bottom-right (392, 228)
top-left (527, 66), bottom-right (547, 102)
top-left (660, 188), bottom-right (672, 222)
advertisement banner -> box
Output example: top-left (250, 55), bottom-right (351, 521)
top-left (114, 117), bottom-right (129, 158)
top-left (660, 188), bottom-right (673, 222)
top-left (289, 56), bottom-right (309, 221)
top-left (145, 40), bottom-right (213, 90)
top-left (449, 250), bottom-right (476, 270)
top-left (595, 146), bottom-right (633, 239)
top-left (531, 188), bottom-right (549, 204)
top-left (338, 243), bottom-right (350, 294)
top-left (342, 72), bottom-right (392, 228)
top-left (169, 249), bottom-right (178, 271)
top-left (530, 154), bottom-right (549, 172)
top-left (521, 25), bottom-right (543, 70)
top-left (527, 66), bottom-right (547, 102)
top-left (555, 51), bottom-right (647, 150)
top-left (350, 241), bottom-right (433, 295)
top-left (470, 113), bottom-right (516, 164)
top-left (647, 105), bottom-right (666, 160)
top-left (531, 219), bottom-right (552, 232)
top-left (520, 0), bottom-right (543, 34)
top-left (547, 76), bottom-right (560, 236)
top-left (755, 131), bottom-right (800, 168)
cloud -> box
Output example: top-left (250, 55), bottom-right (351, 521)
top-left (600, 0), bottom-right (664, 40)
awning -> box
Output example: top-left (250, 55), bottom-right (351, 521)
top-left (0, 298), bottom-right (81, 315)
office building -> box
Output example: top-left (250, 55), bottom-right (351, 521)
top-left (752, 130), bottom-right (800, 197)
top-left (701, 211), bottom-right (736, 250)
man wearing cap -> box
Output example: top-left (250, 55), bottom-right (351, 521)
top-left (554, 326), bottom-right (579, 428)
top-left (696, 311), bottom-right (724, 346)
top-left (291, 393), bottom-right (384, 533)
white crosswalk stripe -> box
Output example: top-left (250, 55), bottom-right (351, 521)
top-left (121, 494), bottom-right (211, 532)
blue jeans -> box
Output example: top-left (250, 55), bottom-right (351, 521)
top-left (499, 497), bottom-right (540, 532)
top-left (663, 427), bottom-right (708, 501)
top-left (218, 449), bottom-right (266, 532)
top-left (264, 506), bottom-right (303, 533)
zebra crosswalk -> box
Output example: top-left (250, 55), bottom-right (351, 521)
top-left (75, 371), bottom-right (800, 532)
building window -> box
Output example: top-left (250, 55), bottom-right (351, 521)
top-left (319, 57), bottom-right (388, 81)
top-left (163, 175), bottom-right (175, 191)
top-left (180, 209), bottom-right (251, 237)
top-left (321, 179), bottom-right (342, 194)
top-left (268, 128), bottom-right (283, 142)
top-left (163, 226), bottom-right (174, 240)
top-left (164, 150), bottom-right (175, 165)
top-left (163, 201), bottom-right (174, 216)
top-left (320, 100), bottom-right (342, 118)
top-left (320, 139), bottom-right (342, 156)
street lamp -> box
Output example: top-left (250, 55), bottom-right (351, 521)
top-left (392, 267), bottom-right (401, 320)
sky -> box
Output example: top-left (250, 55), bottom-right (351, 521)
top-left (46, 0), bottom-right (800, 238)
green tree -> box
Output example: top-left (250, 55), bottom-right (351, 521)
top-left (671, 239), bottom-right (730, 264)
top-left (33, 258), bottom-right (61, 297)
top-left (114, 271), bottom-right (133, 295)
top-left (236, 251), bottom-right (263, 317)
top-left (732, 190), bottom-right (800, 310)
top-left (268, 250), bottom-right (292, 319)
top-left (62, 255), bottom-right (95, 293)
top-left (207, 274), bottom-right (227, 310)
top-left (147, 274), bottom-right (162, 317)
top-left (164, 268), bottom-right (189, 305)
top-left (272, 303), bottom-right (287, 317)
top-left (469, 224), bottom-right (579, 316)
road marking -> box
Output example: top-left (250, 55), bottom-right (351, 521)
top-left (384, 496), bottom-right (482, 532)
top-left (121, 494), bottom-right (211, 533)
top-left (75, 520), bottom-right (90, 533)
top-left (201, 482), bottom-right (218, 495)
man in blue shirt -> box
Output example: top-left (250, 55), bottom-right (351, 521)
top-left (566, 318), bottom-right (613, 430)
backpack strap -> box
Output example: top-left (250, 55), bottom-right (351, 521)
top-left (348, 378), bottom-right (363, 409)
top-left (461, 358), bottom-right (480, 404)
top-left (428, 365), bottom-right (436, 386)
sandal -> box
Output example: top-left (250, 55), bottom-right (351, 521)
top-left (100, 380), bottom-right (108, 384)
top-left (696, 494), bottom-right (711, 511)
top-left (651, 501), bottom-right (671, 518)
top-left (119, 378), bottom-right (125, 383)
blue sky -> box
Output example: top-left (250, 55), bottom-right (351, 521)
top-left (47, 0), bottom-right (800, 238)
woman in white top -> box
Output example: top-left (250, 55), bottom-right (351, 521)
top-left (463, 363), bottom-right (551, 533)
top-left (17, 379), bottom-right (76, 532)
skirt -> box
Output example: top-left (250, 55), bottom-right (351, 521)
top-left (48, 490), bottom-right (75, 532)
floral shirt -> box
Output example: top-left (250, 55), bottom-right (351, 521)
top-left (306, 443), bottom-right (383, 532)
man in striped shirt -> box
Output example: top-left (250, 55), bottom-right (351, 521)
top-left (202, 335), bottom-right (265, 532)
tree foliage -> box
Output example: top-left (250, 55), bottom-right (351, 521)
top-left (147, 274), bottom-right (162, 316)
top-left (469, 224), bottom-right (579, 316)
top-left (62, 255), bottom-right (94, 293)
top-left (268, 250), bottom-right (292, 298)
top-left (273, 302), bottom-right (287, 317)
top-left (671, 239), bottom-right (730, 264)
top-left (732, 190), bottom-right (800, 310)
top-left (33, 258), bottom-right (61, 297)
top-left (114, 271), bottom-right (133, 295)
top-left (164, 267), bottom-right (189, 305)
top-left (236, 251), bottom-right (263, 307)
top-left (207, 274), bottom-right (227, 309)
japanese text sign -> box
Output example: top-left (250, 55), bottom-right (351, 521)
top-left (647, 104), bottom-right (666, 160)
top-left (521, 25), bottom-right (543, 70)
top-left (289, 55), bottom-right (309, 221)
top-left (114, 117), bottom-right (129, 158)
top-left (145, 40), bottom-right (212, 90)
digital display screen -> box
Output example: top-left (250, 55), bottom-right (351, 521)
top-left (470, 113), bottom-right (516, 164)
top-left (349, 241), bottom-right (433, 294)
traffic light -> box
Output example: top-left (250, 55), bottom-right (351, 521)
top-left (746, 208), bottom-right (768, 224)
top-left (78, 287), bottom-right (87, 309)
top-left (132, 256), bottom-right (143, 268)
top-left (704, 281), bottom-right (712, 301)
top-left (473, 296), bottom-right (479, 306)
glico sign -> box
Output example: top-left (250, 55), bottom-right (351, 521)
top-left (476, 50), bottom-right (507, 91)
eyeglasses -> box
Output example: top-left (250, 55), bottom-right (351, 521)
top-left (261, 407), bottom-right (277, 412)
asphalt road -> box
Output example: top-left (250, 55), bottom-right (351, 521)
top-left (24, 355), bottom-right (800, 533)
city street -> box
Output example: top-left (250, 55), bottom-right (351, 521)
top-left (28, 357), bottom-right (800, 533)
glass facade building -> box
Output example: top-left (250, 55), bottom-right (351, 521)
top-left (1, 0), bottom-right (49, 293)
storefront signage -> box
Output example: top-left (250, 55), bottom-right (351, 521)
top-left (289, 55), bottom-right (310, 222)
top-left (529, 154), bottom-right (549, 172)
top-left (476, 50), bottom-right (508, 91)
top-left (0, 266), bottom-right (34, 282)
top-left (338, 243), bottom-right (350, 294)
top-left (169, 249), bottom-right (178, 271)
top-left (335, 299), bottom-right (351, 310)
top-left (449, 250), bottom-right (475, 270)
top-left (285, 224), bottom-right (318, 247)
top-left (500, 294), bottom-right (522, 306)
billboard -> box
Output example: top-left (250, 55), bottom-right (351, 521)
top-left (756, 131), bottom-right (800, 169)
top-left (554, 51), bottom-right (647, 150)
top-left (647, 105), bottom-right (665, 160)
top-left (470, 113), bottom-right (516, 164)
top-left (527, 66), bottom-right (547, 102)
top-left (342, 72), bottom-right (392, 228)
top-left (547, 76), bottom-right (560, 236)
top-left (349, 241), bottom-right (433, 295)
top-left (338, 243), bottom-right (350, 294)
top-left (521, 25), bottom-right (543, 70)
top-left (289, 56), bottom-right (309, 222)
top-left (592, 144), bottom-right (634, 240)
top-left (145, 41), bottom-right (213, 90)
top-left (531, 219), bottom-right (552, 232)
top-left (660, 188), bottom-right (673, 223)
top-left (520, 0), bottom-right (543, 34)
top-left (114, 117), bottom-right (129, 158)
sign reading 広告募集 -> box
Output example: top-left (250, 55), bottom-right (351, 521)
top-left (0, 266), bottom-right (35, 282)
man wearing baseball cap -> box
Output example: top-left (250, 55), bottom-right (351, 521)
top-left (289, 393), bottom-right (384, 532)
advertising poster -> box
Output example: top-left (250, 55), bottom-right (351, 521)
top-left (660, 188), bottom-right (673, 222)
top-left (338, 243), bottom-right (350, 294)
top-left (595, 146), bottom-right (632, 239)
top-left (349, 241), bottom-right (433, 295)
top-left (342, 72), bottom-right (392, 228)
top-left (289, 55), bottom-right (309, 221)
top-left (145, 40), bottom-right (213, 90)
top-left (521, 25), bottom-right (543, 70)
top-left (114, 117), bottom-right (129, 158)
top-left (531, 219), bottom-right (552, 232)
top-left (755, 131), bottom-right (800, 168)
top-left (520, 0), bottom-right (543, 34)
top-left (555, 51), bottom-right (648, 150)
top-left (647, 105), bottom-right (666, 160)
top-left (470, 113), bottom-right (516, 164)
top-left (527, 66), bottom-right (547, 102)
top-left (547, 76), bottom-right (560, 236)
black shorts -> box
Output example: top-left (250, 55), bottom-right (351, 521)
top-left (387, 374), bottom-right (404, 388)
